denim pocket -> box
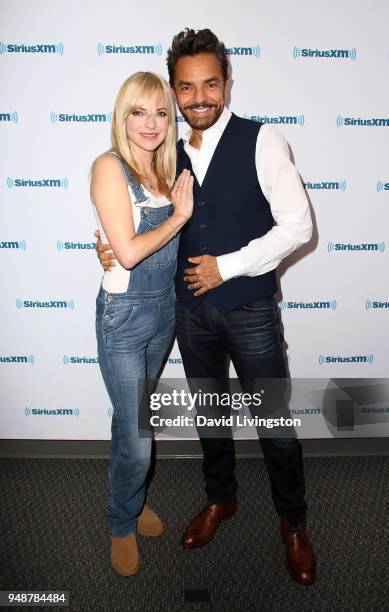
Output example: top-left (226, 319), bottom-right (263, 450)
top-left (141, 223), bottom-right (178, 270)
top-left (103, 299), bottom-right (137, 336)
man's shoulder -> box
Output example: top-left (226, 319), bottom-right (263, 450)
top-left (231, 114), bottom-right (287, 148)
top-left (222, 113), bottom-right (262, 147)
top-left (230, 112), bottom-right (262, 133)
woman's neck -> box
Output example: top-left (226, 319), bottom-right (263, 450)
top-left (132, 148), bottom-right (154, 177)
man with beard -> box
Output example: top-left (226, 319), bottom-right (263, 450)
top-left (96, 28), bottom-right (316, 584)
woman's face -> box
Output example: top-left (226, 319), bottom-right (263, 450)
top-left (125, 91), bottom-right (169, 156)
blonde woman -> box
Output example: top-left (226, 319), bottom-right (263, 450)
top-left (91, 72), bottom-right (193, 576)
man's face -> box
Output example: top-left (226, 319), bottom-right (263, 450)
top-left (173, 52), bottom-right (226, 131)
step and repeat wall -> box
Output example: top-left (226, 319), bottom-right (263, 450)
top-left (1, 0), bottom-right (388, 440)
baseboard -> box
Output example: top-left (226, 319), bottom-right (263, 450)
top-left (0, 438), bottom-right (388, 458)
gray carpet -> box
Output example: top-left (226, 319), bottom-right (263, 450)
top-left (0, 456), bottom-right (387, 612)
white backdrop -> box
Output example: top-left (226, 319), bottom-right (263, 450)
top-left (1, 0), bottom-right (388, 440)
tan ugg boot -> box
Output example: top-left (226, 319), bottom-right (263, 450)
top-left (111, 532), bottom-right (139, 576)
top-left (137, 505), bottom-right (164, 537)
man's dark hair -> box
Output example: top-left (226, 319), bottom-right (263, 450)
top-left (167, 28), bottom-right (228, 85)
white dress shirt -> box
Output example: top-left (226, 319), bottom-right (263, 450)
top-left (182, 107), bottom-right (312, 282)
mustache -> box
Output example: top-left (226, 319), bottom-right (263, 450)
top-left (183, 103), bottom-right (218, 111)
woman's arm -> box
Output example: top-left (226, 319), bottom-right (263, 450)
top-left (91, 154), bottom-right (193, 269)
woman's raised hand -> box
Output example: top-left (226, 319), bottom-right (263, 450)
top-left (171, 169), bottom-right (194, 222)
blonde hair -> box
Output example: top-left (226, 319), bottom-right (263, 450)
top-left (111, 72), bottom-right (176, 196)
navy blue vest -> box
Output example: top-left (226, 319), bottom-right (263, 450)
top-left (175, 113), bottom-right (277, 314)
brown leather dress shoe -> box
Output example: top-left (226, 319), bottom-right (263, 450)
top-left (280, 518), bottom-right (316, 585)
top-left (182, 499), bottom-right (237, 548)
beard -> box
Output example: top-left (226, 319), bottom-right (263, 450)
top-left (180, 102), bottom-right (224, 131)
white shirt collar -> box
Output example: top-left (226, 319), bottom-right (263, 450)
top-left (181, 106), bottom-right (232, 146)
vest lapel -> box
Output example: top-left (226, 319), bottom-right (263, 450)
top-left (177, 113), bottom-right (235, 191)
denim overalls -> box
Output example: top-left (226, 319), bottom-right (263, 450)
top-left (96, 158), bottom-right (179, 536)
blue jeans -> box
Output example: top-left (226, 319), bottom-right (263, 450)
top-left (96, 283), bottom-right (175, 536)
top-left (175, 296), bottom-right (307, 525)
top-left (95, 197), bottom-right (178, 537)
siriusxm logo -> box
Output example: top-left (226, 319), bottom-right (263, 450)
top-left (168, 357), bottom-right (183, 364)
top-left (303, 180), bottom-right (346, 191)
top-left (25, 406), bottom-right (79, 417)
top-left (226, 45), bottom-right (260, 58)
top-left (51, 112), bottom-right (111, 124)
top-left (16, 299), bottom-right (75, 309)
top-left (0, 42), bottom-right (64, 55)
top-left (365, 300), bottom-right (389, 310)
top-left (290, 408), bottom-right (321, 415)
top-left (318, 354), bottom-right (374, 365)
top-left (7, 177), bottom-right (68, 189)
top-left (336, 116), bottom-right (389, 127)
top-left (293, 47), bottom-right (356, 60)
top-left (328, 242), bottom-right (385, 253)
top-left (57, 241), bottom-right (96, 251)
top-left (0, 240), bottom-right (26, 250)
top-left (0, 354), bottom-right (35, 364)
top-left (63, 355), bottom-right (98, 365)
top-left (175, 115), bottom-right (186, 123)
top-left (97, 43), bottom-right (162, 56)
top-left (280, 300), bottom-right (337, 310)
top-left (377, 180), bottom-right (389, 192)
top-left (244, 113), bottom-right (305, 126)
top-left (0, 111), bottom-right (18, 123)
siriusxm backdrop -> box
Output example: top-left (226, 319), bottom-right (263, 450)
top-left (1, 0), bottom-right (388, 441)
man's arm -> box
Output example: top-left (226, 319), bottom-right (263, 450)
top-left (216, 124), bottom-right (312, 281)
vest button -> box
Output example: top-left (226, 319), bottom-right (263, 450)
top-left (198, 201), bottom-right (205, 206)
top-left (199, 224), bottom-right (206, 230)
top-left (201, 246), bottom-right (207, 253)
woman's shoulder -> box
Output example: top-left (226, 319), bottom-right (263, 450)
top-left (92, 152), bottom-right (124, 180)
top-left (90, 151), bottom-right (130, 204)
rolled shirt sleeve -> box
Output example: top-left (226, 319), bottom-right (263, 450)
top-left (216, 124), bottom-right (312, 282)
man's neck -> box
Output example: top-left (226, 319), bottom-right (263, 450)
top-left (189, 129), bottom-right (203, 150)
top-left (186, 106), bottom-right (229, 150)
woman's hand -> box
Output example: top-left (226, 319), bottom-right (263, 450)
top-left (170, 169), bottom-right (194, 222)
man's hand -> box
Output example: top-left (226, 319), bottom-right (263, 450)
top-left (184, 255), bottom-right (223, 296)
top-left (94, 230), bottom-right (116, 271)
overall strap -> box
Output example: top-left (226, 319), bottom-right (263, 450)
top-left (109, 151), bottom-right (149, 204)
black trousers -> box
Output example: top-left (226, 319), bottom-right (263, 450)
top-left (175, 296), bottom-right (307, 525)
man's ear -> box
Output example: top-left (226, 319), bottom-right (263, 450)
top-left (224, 77), bottom-right (233, 108)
